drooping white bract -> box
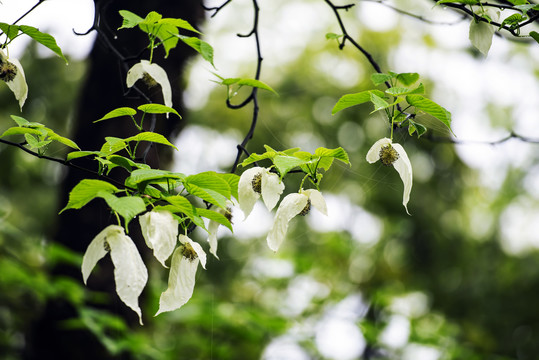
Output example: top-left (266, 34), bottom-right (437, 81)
top-left (0, 49), bottom-right (28, 110)
top-left (81, 225), bottom-right (148, 325)
top-left (266, 189), bottom-right (327, 252)
top-left (155, 235), bottom-right (207, 316)
top-left (207, 204), bottom-right (232, 259)
top-left (139, 209), bottom-right (178, 267)
top-left (238, 167), bottom-right (284, 219)
top-left (366, 137), bottom-right (413, 215)
top-left (126, 60), bottom-right (172, 115)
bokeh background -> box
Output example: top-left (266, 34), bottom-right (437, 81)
top-left (1, 0), bottom-right (539, 359)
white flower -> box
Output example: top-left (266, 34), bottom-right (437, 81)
top-left (139, 210), bottom-right (178, 267)
top-left (0, 49), bottom-right (28, 110)
top-left (207, 204), bottom-right (232, 259)
top-left (366, 137), bottom-right (412, 215)
top-left (155, 234), bottom-right (207, 316)
top-left (266, 189), bottom-right (327, 252)
top-left (238, 167), bottom-right (284, 219)
top-left (126, 60), bottom-right (172, 116)
top-left (81, 225), bottom-right (148, 325)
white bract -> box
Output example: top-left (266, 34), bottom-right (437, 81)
top-left (155, 235), bottom-right (207, 315)
top-left (366, 137), bottom-right (412, 215)
top-left (238, 167), bottom-right (284, 219)
top-left (126, 60), bottom-right (172, 115)
top-left (0, 49), bottom-right (28, 110)
top-left (266, 189), bottom-right (328, 252)
top-left (207, 204), bottom-right (232, 259)
top-left (139, 209), bottom-right (178, 267)
top-left (81, 225), bottom-right (148, 325)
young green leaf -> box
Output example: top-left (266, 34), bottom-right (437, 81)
top-left (240, 151), bottom-right (276, 167)
top-left (396, 73), bottom-right (419, 86)
top-left (124, 132), bottom-right (178, 150)
top-left (196, 208), bottom-right (233, 232)
top-left (66, 151), bottom-right (102, 162)
top-left (1, 126), bottom-right (43, 138)
top-left (95, 107), bottom-right (137, 122)
top-left (24, 133), bottom-right (51, 149)
top-left (184, 172), bottom-right (231, 209)
top-left (118, 10), bottom-right (144, 29)
top-left (179, 37), bottom-right (214, 67)
top-left (215, 173), bottom-right (240, 200)
top-left (273, 155), bottom-right (309, 178)
top-left (60, 179), bottom-right (118, 213)
top-left (98, 192), bottom-right (147, 228)
top-left (314, 147), bottom-right (351, 165)
top-left (0, 23), bottom-right (20, 41)
top-left (371, 73), bottom-right (394, 86)
top-left (18, 25), bottom-right (68, 63)
top-left (137, 104), bottom-right (181, 118)
top-left (127, 169), bottom-right (185, 187)
top-left (406, 95), bottom-right (452, 133)
top-left (332, 90), bottom-right (385, 114)
top-left (369, 92), bottom-right (391, 112)
top-left (47, 132), bottom-right (80, 150)
top-left (530, 31), bottom-right (539, 44)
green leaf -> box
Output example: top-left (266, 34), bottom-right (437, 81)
top-left (240, 151), bottom-right (276, 167)
top-left (385, 83), bottom-right (425, 96)
top-left (124, 132), bottom-right (178, 150)
top-left (408, 120), bottom-right (427, 138)
top-left (137, 104), bottom-right (180, 118)
top-left (179, 37), bottom-right (214, 67)
top-left (118, 10), bottom-right (144, 29)
top-left (158, 18), bottom-right (201, 34)
top-left (530, 31), bottom-right (539, 44)
top-left (128, 169), bottom-right (185, 187)
top-left (499, 13), bottom-right (525, 30)
top-left (184, 172), bottom-right (231, 209)
top-left (24, 134), bottom-right (51, 149)
top-left (0, 23), bottom-right (20, 41)
top-left (60, 179), bottom-right (118, 213)
top-left (10, 115), bottom-right (29, 126)
top-left (406, 95), bottom-right (452, 132)
top-left (332, 90), bottom-right (385, 114)
top-left (220, 77), bottom-right (278, 95)
top-left (196, 208), bottom-right (233, 232)
top-left (369, 92), bottom-right (390, 112)
top-left (47, 132), bottom-right (80, 150)
top-left (98, 193), bottom-right (146, 228)
top-left (396, 73), bottom-right (419, 86)
top-left (18, 25), bottom-right (68, 63)
top-left (215, 173), bottom-right (240, 201)
top-left (237, 79), bottom-right (278, 95)
top-left (161, 196), bottom-right (206, 230)
top-left (107, 155), bottom-right (150, 172)
top-left (325, 32), bottom-right (343, 40)
top-left (1, 126), bottom-right (43, 138)
top-left (66, 151), bottom-right (102, 161)
top-left (314, 147), bottom-right (351, 165)
top-left (371, 73), bottom-right (394, 86)
top-left (95, 107), bottom-right (137, 122)
top-left (273, 155), bottom-right (309, 177)
top-left (100, 137), bottom-right (127, 156)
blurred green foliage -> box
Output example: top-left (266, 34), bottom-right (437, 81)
top-left (2, 2), bottom-right (539, 360)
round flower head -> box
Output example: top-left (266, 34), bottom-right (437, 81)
top-left (366, 137), bottom-right (412, 215)
top-left (238, 167), bottom-right (285, 219)
top-left (266, 189), bottom-right (327, 252)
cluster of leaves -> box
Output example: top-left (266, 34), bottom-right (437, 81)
top-left (333, 71), bottom-right (452, 138)
top-left (241, 145), bottom-right (350, 185)
top-left (1, 115), bottom-right (79, 154)
top-left (436, 0), bottom-right (539, 53)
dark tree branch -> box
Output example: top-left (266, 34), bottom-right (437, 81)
top-left (202, 0), bottom-right (233, 17)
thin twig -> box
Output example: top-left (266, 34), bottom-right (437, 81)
top-left (202, 0), bottom-right (233, 18)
